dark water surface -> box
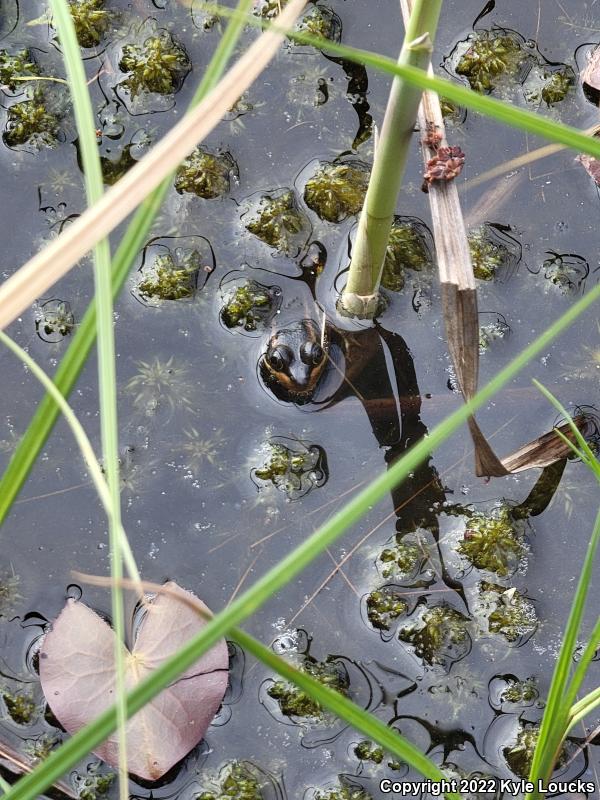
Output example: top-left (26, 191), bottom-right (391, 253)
top-left (1, 0), bottom-right (600, 797)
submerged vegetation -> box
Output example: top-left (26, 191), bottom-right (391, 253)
top-left (220, 280), bottom-right (276, 331)
top-left (457, 506), bottom-right (523, 576)
top-left (381, 217), bottom-right (432, 292)
top-left (252, 440), bottom-right (327, 499)
top-left (196, 761), bottom-right (265, 800)
top-left (479, 582), bottom-right (538, 643)
top-left (68, 0), bottom-right (110, 48)
top-left (119, 31), bottom-right (190, 95)
top-left (398, 605), bottom-right (471, 667)
top-left (3, 89), bottom-right (59, 148)
top-left (174, 148), bottom-right (237, 199)
top-left (137, 251), bottom-right (200, 301)
top-left (268, 655), bottom-right (350, 719)
top-left (303, 161), bottom-right (369, 222)
top-left (245, 189), bottom-right (309, 254)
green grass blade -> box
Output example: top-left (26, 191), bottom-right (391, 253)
top-left (5, 281), bottom-right (600, 800)
top-left (0, 0), bottom-right (253, 525)
top-left (48, 0), bottom-right (128, 792)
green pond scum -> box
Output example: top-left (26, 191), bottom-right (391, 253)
top-left (175, 147), bottom-right (237, 199)
top-left (457, 505), bottom-right (524, 577)
top-left (381, 217), bottom-right (432, 292)
top-left (303, 161), bottom-right (369, 223)
top-left (68, 0), bottom-right (110, 49)
top-left (501, 677), bottom-right (538, 705)
top-left (366, 587), bottom-right (408, 631)
top-left (137, 251), bottom-right (200, 301)
top-left (119, 31), bottom-right (190, 96)
top-left (253, 440), bottom-right (326, 499)
top-left (196, 761), bottom-right (265, 800)
top-left (267, 655), bottom-right (350, 719)
top-left (479, 582), bottom-right (538, 643)
top-left (245, 189), bottom-right (309, 254)
top-left (398, 605), bottom-right (471, 667)
top-left (220, 280), bottom-right (275, 331)
top-left (378, 536), bottom-right (421, 580)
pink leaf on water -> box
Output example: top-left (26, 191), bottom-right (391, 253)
top-left (39, 582), bottom-right (228, 781)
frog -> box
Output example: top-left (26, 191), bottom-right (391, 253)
top-left (259, 318), bottom-right (327, 402)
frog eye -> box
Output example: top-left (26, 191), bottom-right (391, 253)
top-left (301, 342), bottom-right (324, 366)
top-left (266, 348), bottom-right (286, 372)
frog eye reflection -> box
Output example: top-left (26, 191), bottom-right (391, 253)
top-left (266, 348), bottom-right (286, 372)
top-left (301, 342), bottom-right (324, 366)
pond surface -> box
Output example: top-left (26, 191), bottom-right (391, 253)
top-left (1, 0), bottom-right (600, 797)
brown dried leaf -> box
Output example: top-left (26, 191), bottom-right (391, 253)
top-left (39, 582), bottom-right (228, 781)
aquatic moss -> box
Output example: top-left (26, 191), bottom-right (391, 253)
top-left (398, 605), bottom-right (470, 666)
top-left (304, 162), bottom-right (369, 223)
top-left (254, 441), bottom-right (326, 500)
top-left (456, 30), bottom-right (524, 93)
top-left (468, 226), bottom-right (504, 280)
top-left (504, 723), bottom-right (565, 779)
top-left (267, 655), bottom-right (349, 719)
top-left (253, 0), bottom-right (289, 18)
top-left (197, 761), bottom-right (264, 800)
top-left (381, 218), bottom-right (432, 292)
top-left (543, 251), bottom-right (588, 294)
top-left (366, 587), bottom-right (408, 630)
top-left (2, 689), bottom-right (36, 725)
top-left (245, 189), bottom-right (308, 254)
top-left (138, 252), bottom-right (200, 301)
top-left (378, 538), bottom-right (420, 580)
top-left (540, 69), bottom-right (573, 105)
top-left (24, 734), bottom-right (60, 764)
top-left (479, 320), bottom-right (508, 352)
top-left (36, 299), bottom-right (75, 342)
top-left (296, 5), bottom-right (341, 42)
top-left (175, 147), bottom-right (236, 199)
top-left (0, 49), bottom-right (38, 92)
top-left (74, 766), bottom-right (115, 800)
top-left (68, 0), bottom-right (110, 48)
top-left (119, 32), bottom-right (190, 95)
top-left (480, 582), bottom-right (537, 643)
top-left (100, 145), bottom-right (137, 185)
top-left (3, 89), bottom-right (59, 147)
top-left (221, 281), bottom-right (274, 331)
top-left (457, 506), bottom-right (523, 576)
top-left (354, 740), bottom-right (384, 764)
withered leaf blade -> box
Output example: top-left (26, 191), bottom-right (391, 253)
top-left (39, 582), bottom-right (228, 781)
top-left (0, 740), bottom-right (77, 798)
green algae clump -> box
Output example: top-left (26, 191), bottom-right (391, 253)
top-left (2, 689), bottom-right (36, 725)
top-left (253, 0), bottom-right (289, 18)
top-left (304, 161), bottom-right (369, 223)
top-left (480, 582), bottom-right (537, 643)
top-left (68, 0), bottom-right (110, 48)
top-left (378, 537), bottom-right (420, 580)
top-left (540, 68), bottom-right (573, 105)
top-left (296, 5), bottom-right (341, 42)
top-left (3, 89), bottom-right (59, 148)
top-left (354, 740), bottom-right (384, 764)
top-left (119, 32), bottom-right (190, 95)
top-left (457, 506), bottom-right (523, 577)
top-left (75, 766), bottom-right (115, 800)
top-left (456, 30), bottom-right (524, 93)
top-left (468, 226), bottom-right (505, 280)
top-left (267, 655), bottom-right (349, 719)
top-left (221, 281), bottom-right (274, 331)
top-left (197, 761), bottom-right (264, 800)
top-left (254, 440), bottom-right (326, 500)
top-left (501, 678), bottom-right (538, 705)
top-left (398, 605), bottom-right (470, 666)
top-left (175, 147), bottom-right (236, 199)
top-left (381, 218), bottom-right (432, 292)
top-left (0, 49), bottom-right (38, 92)
top-left (366, 587), bottom-right (408, 631)
top-left (138, 251), bottom-right (200, 301)
top-left (504, 723), bottom-right (566, 779)
top-left (246, 189), bottom-right (308, 254)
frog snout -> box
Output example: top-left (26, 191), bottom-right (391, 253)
top-left (288, 361), bottom-right (314, 394)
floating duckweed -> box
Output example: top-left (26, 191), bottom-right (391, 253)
top-left (381, 218), bottom-right (432, 292)
top-left (245, 189), bottom-right (308, 254)
top-left (455, 30), bottom-right (524, 93)
top-left (541, 70), bottom-right (572, 104)
top-left (175, 147), bottom-right (236, 199)
top-left (480, 582), bottom-right (537, 643)
top-left (0, 49), bottom-right (38, 92)
top-left (501, 677), bottom-right (538, 704)
top-left (100, 145), bottom-right (137, 185)
top-left (68, 0), bottom-right (110, 48)
top-left (457, 506), bottom-right (523, 577)
top-left (468, 226), bottom-right (504, 280)
top-left (268, 655), bottom-right (349, 719)
top-left (2, 689), bottom-right (36, 725)
top-left (354, 740), bottom-right (384, 764)
top-left (197, 761), bottom-right (264, 800)
top-left (138, 251), bottom-right (200, 301)
top-left (36, 299), bottom-right (74, 342)
top-left (296, 5), bottom-right (341, 42)
top-left (3, 89), bottom-right (59, 147)
top-left (253, 440), bottom-right (326, 500)
top-left (221, 281), bottom-right (275, 331)
top-left (366, 587), bottom-right (408, 630)
top-left (74, 765), bottom-right (115, 800)
top-left (304, 161), bottom-right (369, 223)
top-left (119, 31), bottom-right (189, 95)
top-left (398, 605), bottom-right (470, 666)
top-left (378, 537), bottom-right (420, 580)
top-left (315, 779), bottom-right (372, 800)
